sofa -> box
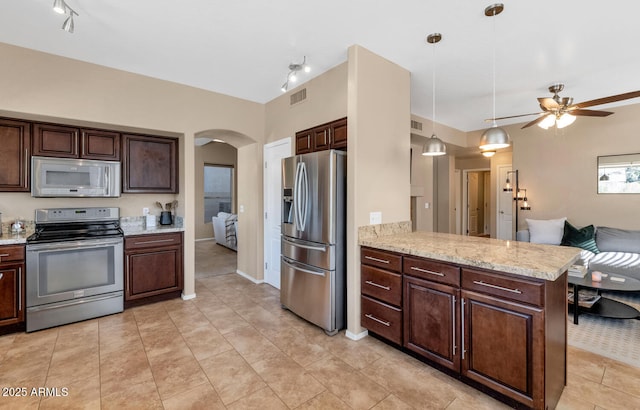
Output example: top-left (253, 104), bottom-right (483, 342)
top-left (212, 212), bottom-right (238, 251)
top-left (518, 218), bottom-right (640, 281)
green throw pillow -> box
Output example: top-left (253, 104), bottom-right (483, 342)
top-left (560, 221), bottom-right (600, 254)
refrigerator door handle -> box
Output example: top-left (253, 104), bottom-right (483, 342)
top-left (298, 162), bottom-right (308, 232)
top-left (282, 236), bottom-right (327, 252)
top-left (294, 162), bottom-right (303, 232)
top-left (282, 257), bottom-right (326, 277)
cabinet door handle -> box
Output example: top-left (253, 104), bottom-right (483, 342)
top-left (461, 298), bottom-right (466, 360)
top-left (452, 296), bottom-right (457, 356)
top-left (328, 128), bottom-right (332, 144)
top-left (18, 268), bottom-right (21, 311)
top-left (75, 131), bottom-right (80, 156)
top-left (324, 130), bottom-right (328, 145)
top-left (473, 280), bottom-right (522, 294)
top-left (365, 313), bottom-right (390, 327)
top-left (0, 273), bottom-right (3, 280)
top-left (410, 266), bottom-right (444, 277)
top-left (364, 255), bottom-right (390, 264)
top-left (24, 148), bottom-right (29, 188)
top-left (365, 280), bottom-right (390, 291)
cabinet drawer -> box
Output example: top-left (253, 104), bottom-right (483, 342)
top-left (361, 248), bottom-right (402, 273)
top-left (0, 245), bottom-right (25, 263)
top-left (404, 256), bottom-right (460, 286)
top-left (125, 232), bottom-right (183, 250)
top-left (361, 295), bottom-right (402, 345)
top-left (361, 265), bottom-right (402, 306)
top-left (462, 268), bottom-right (544, 307)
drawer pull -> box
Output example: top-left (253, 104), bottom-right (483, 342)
top-left (365, 313), bottom-right (391, 327)
top-left (473, 280), bottom-right (522, 294)
top-left (365, 280), bottom-right (391, 291)
top-left (410, 266), bottom-right (444, 277)
top-left (364, 255), bottom-right (390, 264)
top-left (134, 238), bottom-right (175, 245)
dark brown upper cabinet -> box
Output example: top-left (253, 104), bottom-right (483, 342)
top-left (0, 118), bottom-right (31, 192)
top-left (122, 133), bottom-right (179, 193)
top-left (295, 117), bottom-right (347, 155)
top-left (32, 123), bottom-right (120, 161)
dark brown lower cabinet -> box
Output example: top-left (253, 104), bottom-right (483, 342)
top-left (404, 276), bottom-right (460, 372)
top-left (461, 290), bottom-right (543, 409)
top-left (0, 245), bottom-right (25, 332)
top-left (125, 232), bottom-right (183, 303)
top-left (361, 246), bottom-right (567, 410)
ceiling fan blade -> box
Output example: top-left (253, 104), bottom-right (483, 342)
top-left (571, 90), bottom-right (640, 109)
top-left (569, 109), bottom-right (614, 117)
top-left (538, 97), bottom-right (560, 110)
top-left (485, 112), bottom-right (542, 121)
top-left (521, 115), bottom-right (549, 129)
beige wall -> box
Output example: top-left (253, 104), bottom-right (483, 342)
top-left (510, 104), bottom-right (640, 231)
top-left (346, 45), bottom-right (411, 336)
top-left (0, 42), bottom-right (266, 298)
top-left (265, 63), bottom-right (348, 148)
top-left (194, 142), bottom-right (238, 240)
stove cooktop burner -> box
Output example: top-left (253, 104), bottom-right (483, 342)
top-left (27, 221), bottom-right (124, 244)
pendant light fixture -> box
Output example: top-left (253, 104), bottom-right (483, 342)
top-left (280, 56), bottom-right (311, 93)
top-left (478, 3), bottom-right (511, 151)
top-left (422, 33), bottom-right (447, 156)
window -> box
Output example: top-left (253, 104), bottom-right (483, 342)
top-left (204, 164), bottom-right (234, 222)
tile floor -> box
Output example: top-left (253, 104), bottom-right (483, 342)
top-left (1, 242), bottom-right (640, 409)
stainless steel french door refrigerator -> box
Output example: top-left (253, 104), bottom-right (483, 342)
top-left (280, 149), bottom-right (346, 335)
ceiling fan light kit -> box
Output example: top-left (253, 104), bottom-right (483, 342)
top-left (479, 3), bottom-right (512, 152)
top-left (422, 33), bottom-right (447, 157)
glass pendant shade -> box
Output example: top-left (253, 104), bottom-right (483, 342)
top-left (422, 134), bottom-right (447, 156)
top-left (479, 124), bottom-right (511, 150)
top-left (556, 113), bottom-right (576, 128)
top-left (481, 150), bottom-right (496, 157)
top-left (538, 114), bottom-right (556, 129)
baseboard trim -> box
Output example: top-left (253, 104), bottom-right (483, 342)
top-left (345, 329), bottom-right (368, 341)
top-left (236, 269), bottom-right (264, 284)
top-left (181, 293), bottom-right (196, 301)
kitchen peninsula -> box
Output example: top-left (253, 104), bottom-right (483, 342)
top-left (359, 224), bottom-right (581, 410)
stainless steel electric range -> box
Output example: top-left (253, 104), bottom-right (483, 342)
top-left (26, 207), bottom-right (124, 332)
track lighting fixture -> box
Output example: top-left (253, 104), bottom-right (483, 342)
top-left (280, 56), bottom-right (310, 92)
top-left (52, 0), bottom-right (79, 33)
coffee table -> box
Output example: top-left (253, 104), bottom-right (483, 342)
top-left (568, 272), bottom-right (640, 324)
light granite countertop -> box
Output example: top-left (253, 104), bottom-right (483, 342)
top-left (122, 225), bottom-right (185, 236)
top-left (359, 230), bottom-right (581, 281)
top-left (0, 232), bottom-right (30, 245)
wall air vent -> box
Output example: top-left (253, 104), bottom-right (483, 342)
top-left (411, 120), bottom-right (423, 131)
top-left (290, 88), bottom-right (307, 105)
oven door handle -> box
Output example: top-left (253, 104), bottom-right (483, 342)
top-left (27, 292), bottom-right (123, 312)
top-left (27, 238), bottom-right (123, 251)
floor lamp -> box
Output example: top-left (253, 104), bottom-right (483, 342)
top-left (503, 170), bottom-right (531, 240)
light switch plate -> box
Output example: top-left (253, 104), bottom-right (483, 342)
top-left (370, 211), bottom-right (382, 225)
top-left (240, 205), bottom-right (245, 213)
top-left (424, 202), bottom-right (430, 209)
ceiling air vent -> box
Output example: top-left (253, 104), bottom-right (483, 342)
top-left (411, 120), bottom-right (423, 131)
top-left (290, 88), bottom-right (307, 105)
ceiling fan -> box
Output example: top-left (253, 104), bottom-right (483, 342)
top-left (491, 83), bottom-right (640, 129)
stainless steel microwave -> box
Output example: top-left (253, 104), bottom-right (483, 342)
top-left (31, 156), bottom-right (121, 197)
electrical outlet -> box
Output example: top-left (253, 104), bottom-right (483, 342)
top-left (143, 207), bottom-right (149, 215)
top-left (424, 202), bottom-right (430, 209)
top-left (369, 212), bottom-right (382, 225)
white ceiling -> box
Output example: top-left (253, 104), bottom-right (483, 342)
top-left (2, 1), bottom-right (640, 133)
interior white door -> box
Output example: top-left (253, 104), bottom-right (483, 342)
top-left (497, 165), bottom-right (513, 240)
top-left (468, 172), bottom-right (479, 236)
top-left (263, 138), bottom-right (291, 289)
